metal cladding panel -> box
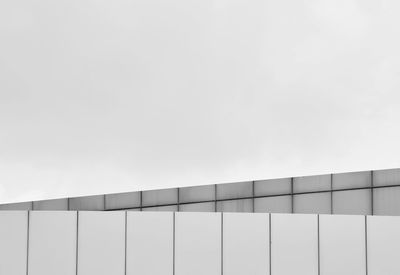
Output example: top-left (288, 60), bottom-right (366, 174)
top-left (319, 215), bottom-right (366, 275)
top-left (179, 184), bottom-right (215, 203)
top-left (271, 214), bottom-right (318, 275)
top-left (0, 211), bottom-right (28, 275)
top-left (293, 193), bottom-right (331, 214)
top-left (105, 191), bottom-right (141, 210)
top-left (254, 178), bottom-right (291, 196)
top-left (332, 189), bottom-right (371, 215)
top-left (179, 202), bottom-right (215, 212)
top-left (223, 213), bottom-right (269, 275)
top-left (373, 187), bottom-right (400, 215)
top-left (175, 212), bottom-right (221, 275)
top-left (28, 211), bottom-right (77, 275)
top-left (69, 195), bottom-right (105, 211)
top-left (367, 216), bottom-right (400, 275)
top-left (293, 174), bottom-right (331, 193)
top-left (126, 212), bottom-right (173, 275)
top-left (33, 199), bottom-right (68, 210)
top-left (332, 171), bottom-right (371, 190)
top-left (142, 205), bottom-right (178, 212)
top-left (0, 201), bottom-right (32, 210)
top-left (216, 199), bottom-right (253, 213)
top-left (216, 181), bottom-right (253, 200)
top-left (373, 168), bottom-right (400, 186)
top-left (77, 211), bottom-right (125, 275)
top-left (142, 188), bottom-right (178, 207)
top-left (254, 195), bottom-right (292, 213)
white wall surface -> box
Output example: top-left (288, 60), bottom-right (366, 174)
top-left (175, 212), bottom-right (221, 275)
top-left (3, 211), bottom-right (400, 274)
top-left (126, 212), bottom-right (173, 275)
top-left (77, 211), bottom-right (125, 275)
top-left (223, 213), bottom-right (269, 275)
top-left (28, 211), bottom-right (77, 275)
top-left (271, 214), bottom-right (319, 275)
top-left (0, 211), bottom-right (28, 275)
top-left (367, 215), bottom-right (400, 275)
top-left (319, 214), bottom-right (366, 275)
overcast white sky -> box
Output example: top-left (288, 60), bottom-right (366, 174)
top-left (1, 0), bottom-right (400, 203)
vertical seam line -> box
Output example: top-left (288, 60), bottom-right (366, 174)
top-left (76, 211), bottom-right (79, 275)
top-left (125, 211), bottom-right (127, 275)
top-left (221, 212), bottom-right (224, 275)
top-left (365, 216), bottom-right (368, 275)
top-left (317, 215), bottom-right (320, 275)
top-left (26, 211), bottom-right (30, 275)
top-left (173, 212), bottom-right (176, 275)
top-left (269, 214), bottom-right (272, 275)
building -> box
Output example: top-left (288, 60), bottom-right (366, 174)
top-left (1, 168), bottom-right (400, 274)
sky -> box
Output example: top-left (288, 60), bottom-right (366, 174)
top-left (1, 0), bottom-right (400, 203)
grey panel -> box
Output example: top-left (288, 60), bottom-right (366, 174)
top-left (175, 212), bottom-right (221, 275)
top-left (293, 193), bottom-right (331, 214)
top-left (216, 181), bottom-right (253, 200)
top-left (29, 211), bottom-right (77, 275)
top-left (293, 174), bottom-right (331, 193)
top-left (105, 191), bottom-right (141, 210)
top-left (142, 188), bottom-right (178, 207)
top-left (179, 202), bottom-right (215, 212)
top-left (223, 213), bottom-right (269, 275)
top-left (333, 171), bottom-right (371, 190)
top-left (367, 216), bottom-right (400, 275)
top-left (373, 187), bottom-right (400, 216)
top-left (142, 205), bottom-right (178, 211)
top-left (254, 178), bottom-right (291, 196)
top-left (373, 168), bottom-right (400, 186)
top-left (69, 195), bottom-right (105, 211)
top-left (179, 184), bottom-right (215, 203)
top-left (0, 211), bottom-right (28, 275)
top-left (78, 212), bottom-right (125, 275)
top-left (33, 199), bottom-right (68, 210)
top-left (127, 212), bottom-right (173, 275)
top-left (319, 215), bottom-right (366, 275)
top-left (271, 214), bottom-right (318, 275)
top-left (332, 189), bottom-right (371, 215)
top-left (254, 195), bottom-right (292, 213)
top-left (216, 199), bottom-right (253, 213)
top-left (0, 201), bottom-right (32, 210)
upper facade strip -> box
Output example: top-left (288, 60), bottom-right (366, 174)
top-left (1, 168), bottom-right (400, 216)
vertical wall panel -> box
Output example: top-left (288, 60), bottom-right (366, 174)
top-left (271, 214), bottom-right (318, 275)
top-left (126, 212), bottom-right (173, 275)
top-left (29, 211), bottom-right (77, 275)
top-left (0, 211), bottom-right (27, 275)
top-left (319, 215), bottom-right (366, 275)
top-left (175, 212), bottom-right (221, 275)
top-left (223, 213), bottom-right (269, 275)
top-left (78, 212), bottom-right (125, 275)
top-left (368, 216), bottom-right (400, 275)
